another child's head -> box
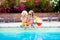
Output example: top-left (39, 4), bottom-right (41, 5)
top-left (29, 10), bottom-right (34, 17)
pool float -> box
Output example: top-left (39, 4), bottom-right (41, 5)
top-left (34, 17), bottom-right (39, 22)
top-left (33, 22), bottom-right (37, 25)
top-left (33, 17), bottom-right (39, 26)
top-left (37, 18), bottom-right (42, 26)
top-left (34, 17), bottom-right (42, 26)
top-left (37, 23), bottom-right (42, 26)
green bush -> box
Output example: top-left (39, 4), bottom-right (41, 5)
top-left (1, 0), bottom-right (60, 13)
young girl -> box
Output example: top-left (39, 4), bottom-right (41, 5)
top-left (28, 10), bottom-right (42, 27)
top-left (28, 10), bottom-right (35, 26)
top-left (21, 10), bottom-right (29, 26)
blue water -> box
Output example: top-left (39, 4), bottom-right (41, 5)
top-left (0, 32), bottom-right (60, 40)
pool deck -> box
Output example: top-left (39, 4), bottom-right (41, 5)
top-left (0, 22), bottom-right (60, 27)
top-left (0, 22), bottom-right (60, 33)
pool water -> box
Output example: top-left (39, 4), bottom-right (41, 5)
top-left (0, 32), bottom-right (60, 40)
top-left (0, 28), bottom-right (60, 40)
top-left (0, 22), bottom-right (60, 40)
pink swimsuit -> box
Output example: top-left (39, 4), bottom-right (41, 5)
top-left (29, 17), bottom-right (34, 25)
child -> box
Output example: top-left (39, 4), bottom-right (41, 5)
top-left (28, 10), bottom-right (42, 27)
top-left (21, 10), bottom-right (29, 26)
top-left (28, 10), bottom-right (34, 26)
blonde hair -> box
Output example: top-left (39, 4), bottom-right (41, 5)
top-left (21, 10), bottom-right (28, 15)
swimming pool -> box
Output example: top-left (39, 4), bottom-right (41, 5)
top-left (0, 22), bottom-right (60, 40)
top-left (0, 28), bottom-right (60, 40)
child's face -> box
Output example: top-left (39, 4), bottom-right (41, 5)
top-left (28, 14), bottom-right (32, 17)
top-left (22, 14), bottom-right (27, 17)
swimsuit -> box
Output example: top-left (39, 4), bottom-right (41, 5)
top-left (29, 18), bottom-right (34, 26)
